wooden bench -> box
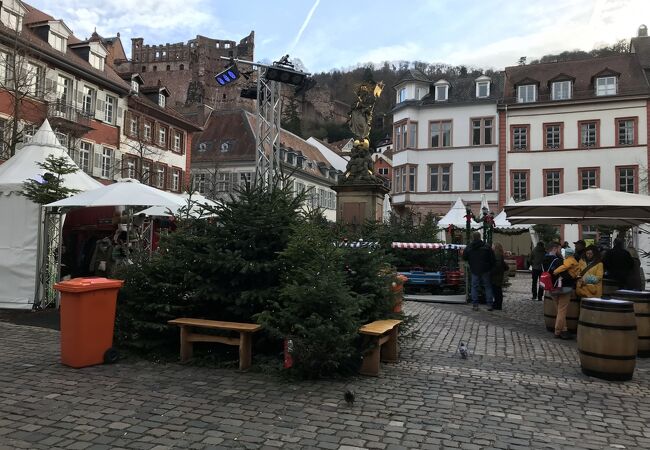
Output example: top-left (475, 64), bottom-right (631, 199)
top-left (168, 318), bottom-right (262, 370)
top-left (358, 319), bottom-right (402, 376)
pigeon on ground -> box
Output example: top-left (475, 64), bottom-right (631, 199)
top-left (459, 342), bottom-right (468, 359)
top-left (344, 390), bottom-right (355, 406)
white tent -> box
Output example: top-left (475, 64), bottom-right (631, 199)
top-left (0, 120), bottom-right (102, 309)
top-left (494, 198), bottom-right (530, 229)
top-left (47, 178), bottom-right (185, 209)
top-left (136, 192), bottom-right (221, 218)
top-left (438, 197), bottom-right (480, 228)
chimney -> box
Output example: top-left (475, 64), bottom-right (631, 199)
top-left (639, 24), bottom-right (648, 37)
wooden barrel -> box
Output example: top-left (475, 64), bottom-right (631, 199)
top-left (567, 292), bottom-right (580, 332)
top-left (578, 298), bottom-right (637, 381)
top-left (543, 292), bottom-right (579, 332)
top-left (543, 295), bottom-right (556, 331)
top-left (602, 279), bottom-right (619, 298)
top-left (613, 290), bottom-right (650, 357)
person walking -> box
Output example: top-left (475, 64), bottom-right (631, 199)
top-left (463, 231), bottom-right (496, 311)
top-left (576, 245), bottom-right (604, 299)
top-left (491, 242), bottom-right (509, 310)
top-left (603, 238), bottom-right (634, 288)
top-left (529, 241), bottom-right (546, 301)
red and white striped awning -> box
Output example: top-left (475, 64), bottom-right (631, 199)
top-left (391, 242), bottom-right (466, 250)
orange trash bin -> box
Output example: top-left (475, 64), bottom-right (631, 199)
top-left (54, 277), bottom-right (124, 368)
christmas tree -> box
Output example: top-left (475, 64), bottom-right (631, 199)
top-left (21, 154), bottom-right (80, 205)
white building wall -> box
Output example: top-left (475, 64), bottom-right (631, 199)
top-left (392, 102), bottom-right (499, 212)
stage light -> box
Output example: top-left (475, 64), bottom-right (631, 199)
top-left (215, 63), bottom-right (240, 86)
top-left (264, 65), bottom-right (306, 86)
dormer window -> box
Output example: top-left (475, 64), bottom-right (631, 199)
top-left (51, 33), bottom-right (66, 52)
top-left (397, 87), bottom-right (407, 103)
top-left (159, 93), bottom-right (166, 108)
top-left (434, 80), bottom-right (449, 102)
top-left (131, 79), bottom-right (139, 94)
top-left (596, 76), bottom-right (617, 96)
top-left (89, 52), bottom-right (104, 71)
top-left (475, 76), bottom-right (491, 98)
top-left (551, 80), bottom-right (572, 100)
top-left (517, 84), bottom-right (536, 103)
top-left (0, 0), bottom-right (25, 32)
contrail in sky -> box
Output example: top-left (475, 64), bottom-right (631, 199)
top-left (290, 0), bottom-right (320, 52)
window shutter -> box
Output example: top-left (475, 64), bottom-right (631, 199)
top-left (93, 145), bottom-right (103, 177)
top-left (112, 153), bottom-right (120, 180)
top-left (76, 89), bottom-right (83, 106)
top-left (116, 107), bottom-right (123, 126)
top-left (95, 98), bottom-right (105, 121)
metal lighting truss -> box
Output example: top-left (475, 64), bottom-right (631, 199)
top-left (220, 57), bottom-right (309, 187)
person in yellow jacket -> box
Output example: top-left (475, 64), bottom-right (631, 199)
top-left (551, 247), bottom-right (580, 339)
top-left (576, 245), bottom-right (604, 298)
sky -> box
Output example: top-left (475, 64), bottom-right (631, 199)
top-left (27, 0), bottom-right (650, 73)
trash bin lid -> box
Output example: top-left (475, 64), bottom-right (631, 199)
top-left (54, 277), bottom-right (124, 293)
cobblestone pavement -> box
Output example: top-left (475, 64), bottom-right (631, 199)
top-left (1, 274), bottom-right (649, 450)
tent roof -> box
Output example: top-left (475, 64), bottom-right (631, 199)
top-left (437, 197), bottom-right (480, 228)
top-left (136, 192), bottom-right (221, 218)
top-left (46, 178), bottom-right (185, 208)
top-left (0, 120), bottom-right (102, 194)
top-left (505, 188), bottom-right (650, 220)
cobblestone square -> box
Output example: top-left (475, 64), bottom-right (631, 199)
top-left (1, 274), bottom-right (649, 449)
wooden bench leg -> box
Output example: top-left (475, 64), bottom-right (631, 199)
top-left (239, 332), bottom-right (252, 371)
top-left (180, 325), bottom-right (193, 363)
top-left (381, 326), bottom-right (398, 363)
top-left (359, 339), bottom-right (380, 376)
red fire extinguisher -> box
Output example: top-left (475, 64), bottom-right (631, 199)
top-left (284, 338), bottom-right (294, 369)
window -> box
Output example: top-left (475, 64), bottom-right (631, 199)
top-left (596, 76), bottom-right (617, 96)
top-left (408, 166), bottom-right (416, 191)
top-left (127, 160), bottom-right (136, 179)
top-left (159, 93), bottom-right (166, 108)
top-left (194, 173), bottom-right (206, 193)
top-left (159, 126), bottom-right (167, 146)
top-left (56, 75), bottom-right (71, 105)
top-left (217, 172), bottom-right (233, 193)
top-left (394, 166), bottom-right (416, 193)
top-left (174, 131), bottom-right (183, 152)
top-left (142, 163), bottom-right (151, 184)
top-left (0, 51), bottom-right (12, 83)
top-left (55, 131), bottom-right (68, 148)
top-left (25, 63), bottom-right (43, 96)
top-left (131, 79), bottom-right (139, 93)
top-left (78, 141), bottom-right (92, 173)
top-left (82, 86), bottom-right (95, 115)
top-left (89, 52), bottom-right (104, 71)
top-left (378, 167), bottom-right (389, 176)
top-left (397, 87), bottom-right (407, 103)
top-left (551, 81), bottom-right (572, 100)
top-left (617, 118), bottom-right (636, 146)
top-left (429, 165), bottom-right (451, 192)
top-left (101, 147), bottom-right (113, 179)
top-left (172, 170), bottom-right (181, 192)
top-left (517, 84), bottom-right (536, 103)
top-left (471, 163), bottom-right (494, 191)
top-left (239, 172), bottom-right (252, 188)
top-left (1, 8), bottom-right (21, 31)
top-left (51, 33), bottom-right (66, 52)
top-left (394, 122), bottom-right (417, 150)
top-left (476, 81), bottom-right (490, 98)
top-left (130, 116), bottom-right (138, 136)
top-left (471, 118), bottom-right (493, 146)
top-left (105, 95), bottom-right (116, 124)
top-left (435, 84), bottom-right (448, 101)
top-left (430, 120), bottom-right (452, 148)
top-left (544, 123), bottom-right (562, 149)
top-left (579, 168), bottom-right (599, 190)
top-left (511, 126), bottom-right (529, 150)
top-left (408, 122), bottom-right (417, 148)
top-left (579, 121), bottom-right (599, 148)
top-left (156, 166), bottom-right (165, 188)
top-left (617, 166), bottom-right (637, 193)
top-left (512, 171), bottom-right (528, 201)
top-left (144, 122), bottom-right (152, 141)
top-left (581, 226), bottom-right (598, 245)
top-left (544, 169), bottom-right (562, 196)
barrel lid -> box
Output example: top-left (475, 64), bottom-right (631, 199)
top-left (615, 289), bottom-right (650, 298)
top-left (582, 297), bottom-right (634, 308)
top-left (54, 277), bottom-right (124, 293)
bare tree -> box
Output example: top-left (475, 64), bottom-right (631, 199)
top-left (120, 127), bottom-right (167, 186)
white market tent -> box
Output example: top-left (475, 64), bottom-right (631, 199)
top-left (437, 197), bottom-right (480, 228)
top-left (136, 192), bottom-right (221, 218)
top-left (0, 120), bottom-right (102, 309)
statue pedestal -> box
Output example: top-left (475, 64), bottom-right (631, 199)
top-left (332, 182), bottom-right (390, 225)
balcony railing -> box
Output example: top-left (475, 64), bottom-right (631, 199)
top-left (47, 101), bottom-right (93, 129)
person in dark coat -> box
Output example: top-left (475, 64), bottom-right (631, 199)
top-left (491, 242), bottom-right (509, 310)
top-left (529, 241), bottom-right (546, 301)
top-left (463, 232), bottom-right (496, 311)
top-left (603, 238), bottom-right (634, 288)
top-left (573, 239), bottom-right (586, 262)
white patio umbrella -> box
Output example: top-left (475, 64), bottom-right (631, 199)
top-left (494, 197), bottom-right (530, 229)
top-left (505, 188), bottom-right (650, 220)
top-left (46, 178), bottom-right (185, 209)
